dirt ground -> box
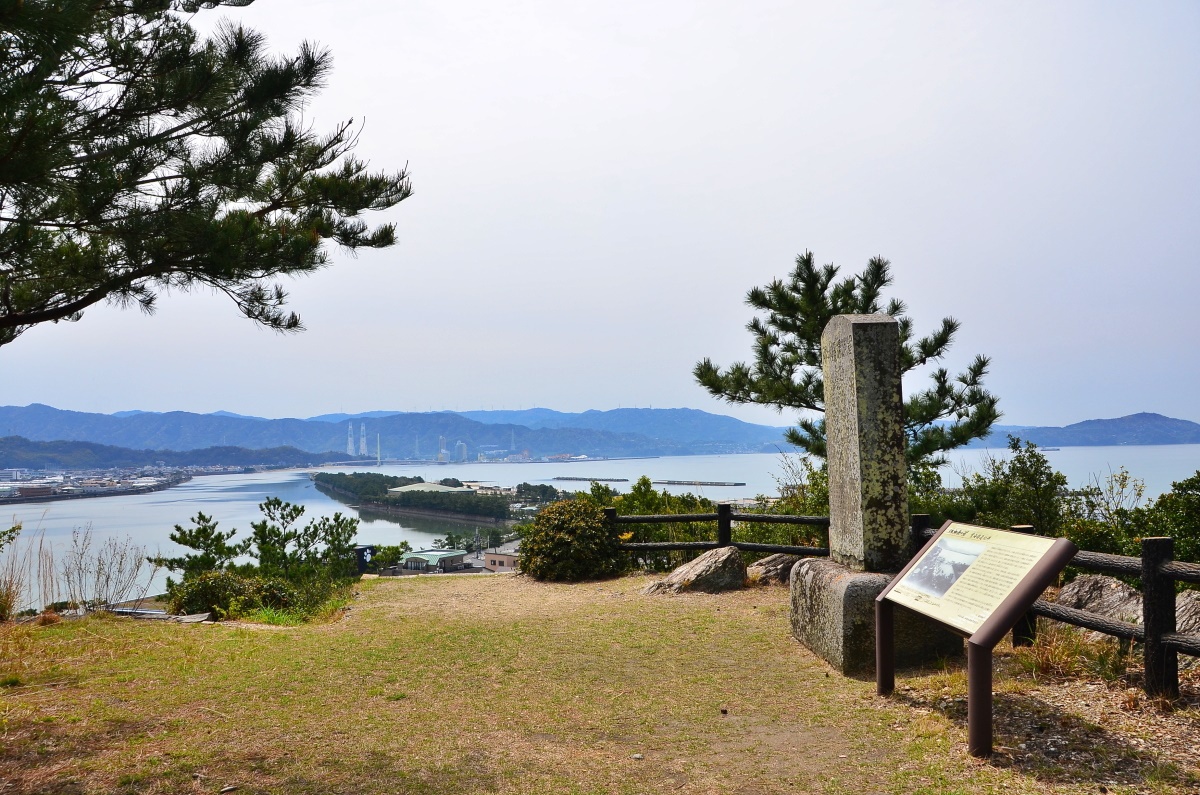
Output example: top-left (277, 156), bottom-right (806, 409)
top-left (2, 573), bottom-right (1199, 794)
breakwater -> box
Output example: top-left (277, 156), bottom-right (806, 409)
top-left (651, 480), bottom-right (746, 487)
top-left (552, 476), bottom-right (629, 483)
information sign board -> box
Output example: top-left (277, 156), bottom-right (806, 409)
top-left (885, 523), bottom-right (1059, 636)
top-left (876, 520), bottom-right (1077, 758)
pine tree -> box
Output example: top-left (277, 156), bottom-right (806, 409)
top-left (694, 251), bottom-right (1000, 467)
top-left (0, 0), bottom-right (412, 347)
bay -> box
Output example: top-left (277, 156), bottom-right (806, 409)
top-left (942, 443), bottom-right (1200, 496)
top-left (6, 445), bottom-right (1200, 606)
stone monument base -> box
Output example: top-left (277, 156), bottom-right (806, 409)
top-left (790, 558), bottom-right (964, 676)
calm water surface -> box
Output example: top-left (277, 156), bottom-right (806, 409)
top-left (7, 446), bottom-right (1200, 601)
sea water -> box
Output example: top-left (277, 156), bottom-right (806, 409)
top-left (5, 446), bottom-right (1200, 604)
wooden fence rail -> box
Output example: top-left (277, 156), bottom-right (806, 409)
top-left (604, 505), bottom-right (831, 550)
top-left (913, 523), bottom-right (1199, 698)
top-left (609, 509), bottom-right (1200, 699)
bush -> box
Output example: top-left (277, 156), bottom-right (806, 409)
top-left (520, 499), bottom-right (626, 582)
top-left (167, 571), bottom-right (299, 619)
top-left (168, 571), bottom-right (259, 617)
top-left (736, 456), bottom-right (830, 553)
top-left (1138, 471), bottom-right (1200, 565)
top-left (585, 476), bottom-right (717, 571)
top-left (255, 577), bottom-right (301, 611)
top-left (958, 437), bottom-right (1069, 534)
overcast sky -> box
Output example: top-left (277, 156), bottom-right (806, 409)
top-left (1, 1), bottom-right (1197, 428)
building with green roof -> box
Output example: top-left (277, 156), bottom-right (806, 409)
top-left (397, 549), bottom-right (469, 573)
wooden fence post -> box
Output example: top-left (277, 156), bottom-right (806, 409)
top-left (909, 514), bottom-right (931, 557)
top-left (1010, 525), bottom-right (1038, 647)
top-left (717, 503), bottom-right (732, 546)
top-left (1142, 536), bottom-right (1178, 700)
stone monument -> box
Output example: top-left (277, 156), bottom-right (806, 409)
top-left (790, 314), bottom-right (962, 675)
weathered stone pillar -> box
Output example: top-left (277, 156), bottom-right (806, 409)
top-left (823, 314), bottom-right (909, 572)
top-left (790, 314), bottom-right (962, 675)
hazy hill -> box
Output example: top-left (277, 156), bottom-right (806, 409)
top-left (962, 413), bottom-right (1200, 448)
top-left (0, 437), bottom-right (350, 470)
top-left (305, 410), bottom-right (409, 423)
top-left (457, 407), bottom-right (790, 448)
top-left (1015, 413), bottom-right (1200, 447)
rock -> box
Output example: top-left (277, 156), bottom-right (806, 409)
top-left (1057, 574), bottom-right (1200, 665)
top-left (1177, 591), bottom-right (1200, 635)
top-left (1057, 575), bottom-right (1142, 625)
top-left (642, 547), bottom-right (746, 595)
top-left (746, 553), bottom-right (802, 584)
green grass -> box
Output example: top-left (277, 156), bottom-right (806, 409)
top-left (238, 606), bottom-right (305, 626)
top-left (1, 574), bottom-right (1196, 794)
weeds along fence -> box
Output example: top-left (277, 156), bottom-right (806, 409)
top-left (610, 508), bottom-right (1200, 700)
top-left (604, 504), bottom-right (831, 558)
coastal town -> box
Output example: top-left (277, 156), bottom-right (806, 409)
top-left (0, 464), bottom-right (250, 504)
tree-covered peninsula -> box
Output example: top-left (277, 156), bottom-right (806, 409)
top-left (313, 473), bottom-right (510, 521)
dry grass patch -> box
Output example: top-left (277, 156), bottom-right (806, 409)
top-left (0, 574), bottom-right (1197, 793)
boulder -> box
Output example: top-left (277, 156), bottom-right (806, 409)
top-left (1056, 575), bottom-right (1200, 663)
top-left (747, 553), bottom-right (802, 585)
top-left (1178, 592), bottom-right (1200, 636)
top-left (1057, 575), bottom-right (1142, 626)
top-left (642, 547), bottom-right (746, 595)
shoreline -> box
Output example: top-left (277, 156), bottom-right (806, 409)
top-left (0, 475), bottom-right (192, 506)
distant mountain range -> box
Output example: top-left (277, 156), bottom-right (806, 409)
top-left (969, 413), bottom-right (1200, 448)
top-left (0, 404), bottom-right (792, 461)
top-left (0, 405), bottom-right (1196, 470)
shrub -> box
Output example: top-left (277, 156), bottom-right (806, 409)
top-left (520, 499), bottom-right (626, 582)
top-left (957, 437), bottom-right (1069, 534)
top-left (60, 528), bottom-right (158, 612)
top-left (254, 577), bottom-right (301, 610)
top-left (168, 571), bottom-right (258, 618)
top-left (149, 512), bottom-right (249, 582)
top-left (1138, 471), bottom-right (1200, 565)
top-left (586, 476), bottom-right (717, 572)
top-left (736, 456), bottom-right (830, 554)
top-left (167, 571), bottom-right (304, 618)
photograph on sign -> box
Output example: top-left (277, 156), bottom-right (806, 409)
top-left (901, 537), bottom-right (986, 598)
top-left (887, 523), bottom-right (1058, 635)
